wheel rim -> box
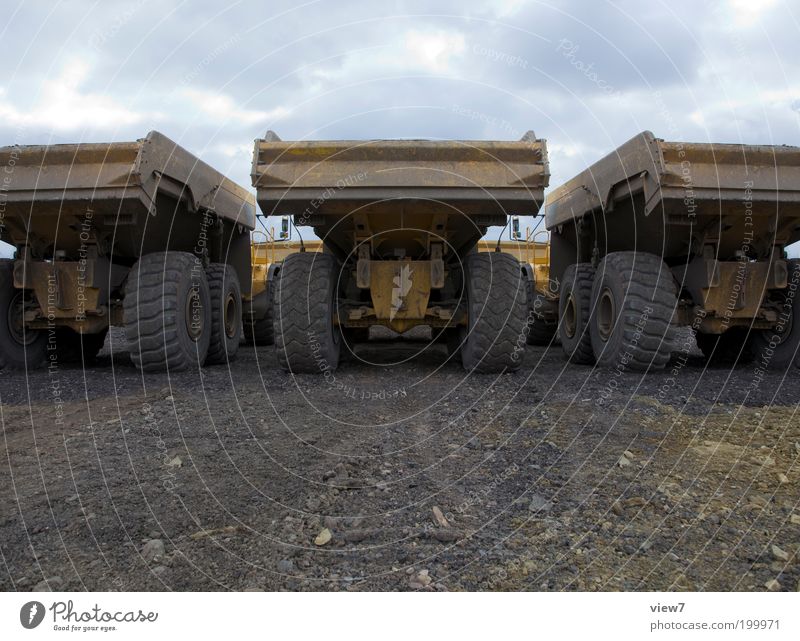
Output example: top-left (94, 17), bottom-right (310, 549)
top-left (224, 292), bottom-right (237, 339)
top-left (563, 292), bottom-right (578, 339)
top-left (597, 287), bottom-right (616, 341)
top-left (7, 291), bottom-right (35, 346)
top-left (185, 285), bottom-right (204, 341)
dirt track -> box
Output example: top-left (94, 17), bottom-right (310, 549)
top-left (1, 329), bottom-right (799, 592)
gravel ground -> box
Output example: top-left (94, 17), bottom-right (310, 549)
top-left (1, 328), bottom-right (799, 592)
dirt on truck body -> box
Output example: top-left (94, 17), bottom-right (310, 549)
top-left (251, 130), bottom-right (549, 373)
top-left (0, 131), bottom-right (256, 372)
top-left (541, 130), bottom-right (800, 371)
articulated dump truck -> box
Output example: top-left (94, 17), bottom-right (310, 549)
top-left (538, 131), bottom-right (800, 372)
top-left (251, 131), bottom-right (549, 373)
top-left (0, 131), bottom-right (256, 372)
top-left (245, 237), bottom-right (322, 346)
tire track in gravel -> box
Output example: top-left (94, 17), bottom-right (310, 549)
top-left (1, 329), bottom-right (799, 591)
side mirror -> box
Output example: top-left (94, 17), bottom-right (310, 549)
top-left (279, 216), bottom-right (291, 241)
top-left (510, 216), bottom-right (522, 241)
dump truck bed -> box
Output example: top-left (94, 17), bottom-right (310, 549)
top-left (252, 132), bottom-right (549, 258)
top-left (546, 131), bottom-right (800, 261)
top-left (0, 131), bottom-right (256, 259)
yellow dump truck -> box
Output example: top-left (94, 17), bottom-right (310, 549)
top-left (545, 131), bottom-right (800, 371)
top-left (500, 223), bottom-right (556, 345)
top-left (244, 233), bottom-right (321, 346)
top-left (251, 131), bottom-right (549, 373)
top-left (0, 131), bottom-right (255, 371)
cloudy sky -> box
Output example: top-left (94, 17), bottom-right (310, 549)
top-left (1, 0), bottom-right (798, 250)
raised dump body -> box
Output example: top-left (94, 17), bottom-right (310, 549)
top-left (0, 131), bottom-right (256, 371)
top-left (251, 131), bottom-right (549, 373)
top-left (547, 131), bottom-right (800, 273)
top-left (0, 130), bottom-right (255, 269)
top-left (544, 131), bottom-right (800, 371)
top-left (252, 131), bottom-right (549, 260)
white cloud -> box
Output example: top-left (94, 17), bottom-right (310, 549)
top-left (548, 142), bottom-right (586, 159)
top-left (0, 58), bottom-right (144, 131)
top-left (308, 28), bottom-right (467, 85)
top-left (179, 88), bottom-right (289, 126)
top-left (726, 0), bottom-right (778, 26)
top-left (214, 142), bottom-right (253, 158)
top-left (490, 0), bottom-right (533, 18)
top-left (403, 29), bottom-right (466, 72)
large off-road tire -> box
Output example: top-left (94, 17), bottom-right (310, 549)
top-left (696, 329), bottom-right (753, 365)
top-left (124, 252), bottom-right (212, 372)
top-left (526, 277), bottom-right (557, 346)
top-left (590, 251), bottom-right (677, 371)
top-left (243, 284), bottom-right (275, 346)
top-left (460, 252), bottom-right (528, 373)
top-left (275, 252), bottom-right (340, 374)
top-left (53, 328), bottom-right (108, 364)
top-left (0, 260), bottom-right (47, 370)
top-left (750, 260), bottom-right (800, 370)
top-left (206, 263), bottom-right (242, 364)
top-left (558, 263), bottom-right (595, 364)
